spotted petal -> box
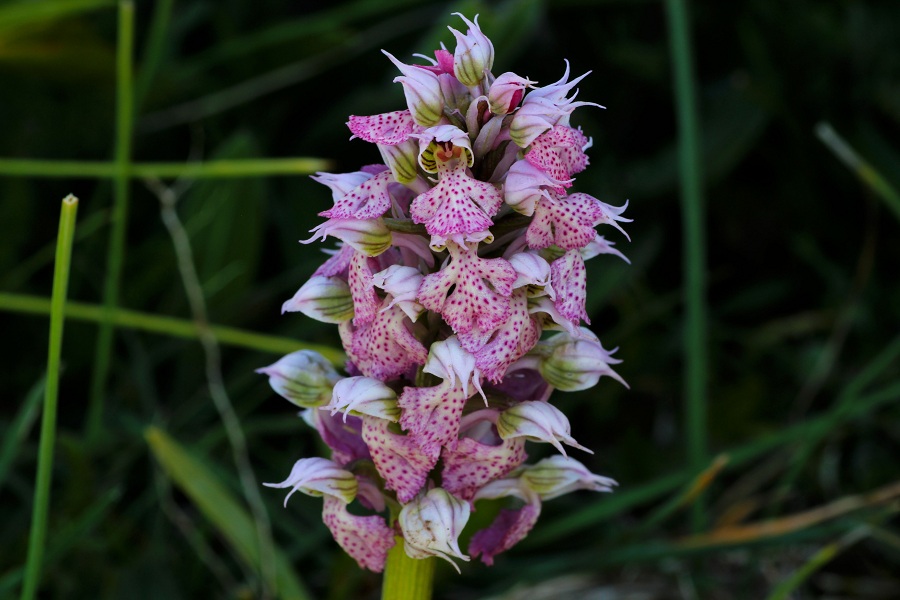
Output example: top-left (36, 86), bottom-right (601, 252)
top-left (418, 241), bottom-right (516, 352)
top-left (525, 125), bottom-right (590, 185)
top-left (526, 192), bottom-right (604, 250)
top-left (322, 496), bottom-right (395, 572)
top-left (348, 110), bottom-right (420, 145)
top-left (550, 250), bottom-right (589, 326)
top-left (475, 289), bottom-right (541, 383)
top-left (319, 169), bottom-right (394, 220)
top-left (340, 300), bottom-right (427, 381)
top-left (441, 411), bottom-right (527, 501)
top-left (313, 244), bottom-right (354, 277)
top-left (469, 502), bottom-right (541, 566)
top-left (361, 416), bottom-right (438, 503)
top-left (398, 380), bottom-right (471, 455)
top-left (348, 251), bottom-right (380, 326)
top-left (410, 156), bottom-right (502, 238)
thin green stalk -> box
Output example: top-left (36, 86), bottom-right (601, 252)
top-left (0, 158), bottom-right (331, 179)
top-left (0, 378), bottom-right (46, 492)
top-left (0, 291), bottom-right (345, 363)
top-left (665, 0), bottom-right (708, 531)
top-left (772, 335), bottom-right (900, 505)
top-left (155, 181), bottom-right (277, 598)
top-left (765, 526), bottom-right (869, 600)
top-left (20, 195), bottom-right (79, 600)
top-left (815, 122), bottom-right (900, 223)
top-left (87, 0), bottom-right (134, 442)
top-left (134, 0), bottom-right (174, 111)
top-left (382, 540), bottom-right (435, 600)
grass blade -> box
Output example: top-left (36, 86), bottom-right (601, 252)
top-left (0, 158), bottom-right (331, 178)
top-left (816, 122), bottom-right (900, 223)
top-left (0, 291), bottom-right (345, 362)
top-left (665, 0), bottom-right (709, 531)
top-left (87, 0), bottom-right (134, 442)
top-left (20, 194), bottom-right (79, 600)
top-left (145, 426), bottom-right (312, 600)
top-left (0, 0), bottom-right (112, 34)
top-left (0, 378), bottom-right (45, 492)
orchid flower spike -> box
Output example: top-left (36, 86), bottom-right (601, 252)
top-left (262, 12), bottom-right (630, 573)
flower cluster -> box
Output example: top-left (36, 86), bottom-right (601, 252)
top-left (260, 14), bottom-right (629, 572)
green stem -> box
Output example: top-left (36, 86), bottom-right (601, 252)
top-left (0, 158), bottom-right (331, 179)
top-left (87, 0), bottom-right (134, 442)
top-left (815, 122), bottom-right (900, 224)
top-left (0, 291), bottom-right (345, 364)
top-left (382, 540), bottom-right (435, 600)
top-left (20, 195), bottom-right (79, 600)
top-left (665, 0), bottom-right (708, 532)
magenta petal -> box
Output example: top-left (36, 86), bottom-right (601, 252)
top-left (469, 502), bottom-right (541, 566)
top-left (361, 416), bottom-right (438, 503)
top-left (398, 381), bottom-right (471, 455)
top-left (342, 301), bottom-right (428, 381)
top-left (550, 251), bottom-right (589, 326)
top-left (418, 241), bottom-right (516, 353)
top-left (308, 410), bottom-right (372, 466)
top-left (475, 289), bottom-right (541, 383)
top-left (313, 244), bottom-right (354, 278)
top-left (322, 496), bottom-right (395, 572)
top-left (442, 435), bottom-right (527, 501)
top-left (320, 170), bottom-right (394, 220)
top-left (525, 125), bottom-right (590, 185)
top-left (410, 158), bottom-right (502, 237)
top-left (348, 110), bottom-right (419, 145)
top-left (526, 192), bottom-right (601, 251)
top-left (487, 368), bottom-right (551, 403)
top-left (348, 251), bottom-right (380, 327)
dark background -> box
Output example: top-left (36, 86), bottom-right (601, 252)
top-left (2, 0), bottom-right (899, 598)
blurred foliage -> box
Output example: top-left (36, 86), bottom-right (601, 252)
top-left (2, 0), bottom-right (900, 598)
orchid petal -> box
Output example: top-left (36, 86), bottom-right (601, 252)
top-left (361, 416), bottom-right (438, 503)
top-left (322, 496), bottom-right (395, 572)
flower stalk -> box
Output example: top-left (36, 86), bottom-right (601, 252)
top-left (382, 538), bottom-right (436, 600)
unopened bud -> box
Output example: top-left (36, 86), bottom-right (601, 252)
top-left (538, 329), bottom-right (626, 392)
top-left (257, 350), bottom-right (341, 408)
top-left (282, 275), bottom-right (354, 324)
top-left (449, 13), bottom-right (494, 87)
top-left (263, 457), bottom-right (358, 505)
top-left (399, 488), bottom-right (471, 572)
top-left (326, 376), bottom-right (399, 422)
top-left (520, 455), bottom-right (616, 501)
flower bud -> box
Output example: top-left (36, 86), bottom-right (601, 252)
top-left (282, 275), bottom-right (354, 324)
top-left (302, 218), bottom-right (392, 257)
top-left (496, 401), bottom-right (592, 456)
top-left (377, 139), bottom-right (419, 184)
top-left (449, 13), bottom-right (494, 87)
top-left (424, 336), bottom-right (483, 399)
top-left (256, 350), bottom-right (341, 408)
top-left (399, 488), bottom-right (471, 572)
top-left (326, 376), bottom-right (400, 422)
top-left (508, 251), bottom-right (553, 296)
top-left (263, 457), bottom-right (358, 505)
top-left (488, 72), bottom-right (534, 114)
top-left (538, 328), bottom-right (626, 391)
top-left (383, 50), bottom-right (444, 127)
top-left (503, 159), bottom-right (558, 216)
top-left (520, 455), bottom-right (617, 500)
top-left (372, 264), bottom-right (425, 322)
